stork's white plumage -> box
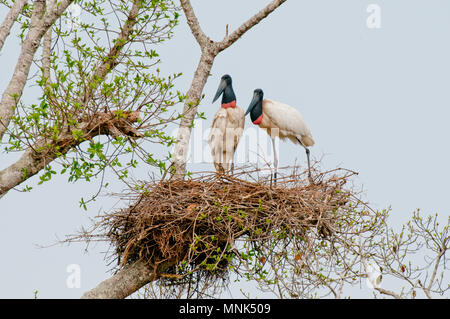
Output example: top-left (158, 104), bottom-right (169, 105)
top-left (209, 75), bottom-right (245, 174)
top-left (245, 89), bottom-right (314, 179)
top-left (258, 99), bottom-right (314, 147)
top-left (209, 107), bottom-right (244, 173)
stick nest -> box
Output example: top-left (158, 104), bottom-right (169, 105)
top-left (98, 167), bottom-right (359, 283)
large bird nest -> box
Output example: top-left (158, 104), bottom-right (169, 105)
top-left (74, 165), bottom-right (376, 297)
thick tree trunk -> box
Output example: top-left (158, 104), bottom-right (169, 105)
top-left (172, 50), bottom-right (216, 179)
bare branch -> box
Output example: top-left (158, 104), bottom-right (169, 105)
top-left (179, 0), bottom-right (211, 48)
top-left (217, 0), bottom-right (287, 52)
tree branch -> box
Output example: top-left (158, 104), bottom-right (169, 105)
top-left (0, 0), bottom-right (27, 52)
top-left (421, 246), bottom-right (447, 299)
top-left (91, 0), bottom-right (141, 83)
top-left (217, 0), bottom-right (287, 52)
top-left (374, 287), bottom-right (402, 299)
top-left (81, 260), bottom-right (172, 299)
top-left (179, 0), bottom-right (211, 48)
top-left (42, 28), bottom-right (52, 83)
top-left (79, 0), bottom-right (141, 116)
top-left (0, 111), bottom-right (141, 198)
top-left (44, 0), bottom-right (74, 27)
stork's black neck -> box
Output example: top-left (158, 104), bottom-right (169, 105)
top-left (250, 99), bottom-right (263, 123)
top-left (222, 85), bottom-right (236, 104)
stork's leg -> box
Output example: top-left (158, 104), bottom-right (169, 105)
top-left (223, 156), bottom-right (229, 174)
top-left (305, 147), bottom-right (311, 178)
top-left (296, 137), bottom-right (312, 178)
top-left (224, 151), bottom-right (233, 175)
top-left (271, 137), bottom-right (278, 182)
top-left (229, 146), bottom-right (236, 175)
top-left (217, 151), bottom-right (226, 175)
top-left (215, 162), bottom-right (225, 175)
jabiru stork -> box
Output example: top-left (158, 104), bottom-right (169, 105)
top-left (209, 75), bottom-right (245, 174)
top-left (245, 88), bottom-right (314, 180)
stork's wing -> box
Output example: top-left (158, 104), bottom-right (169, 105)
top-left (229, 106), bottom-right (245, 152)
top-left (236, 106), bottom-right (245, 130)
top-left (209, 107), bottom-right (245, 171)
top-left (209, 108), bottom-right (227, 159)
top-left (263, 99), bottom-right (314, 146)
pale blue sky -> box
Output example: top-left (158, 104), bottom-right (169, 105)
top-left (0, 0), bottom-right (449, 298)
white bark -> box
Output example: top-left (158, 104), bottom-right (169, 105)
top-left (81, 261), bottom-right (172, 299)
top-left (172, 51), bottom-right (216, 178)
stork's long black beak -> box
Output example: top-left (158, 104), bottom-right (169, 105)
top-left (245, 92), bottom-right (259, 116)
top-left (212, 79), bottom-right (227, 103)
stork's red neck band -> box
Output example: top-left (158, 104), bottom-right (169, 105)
top-left (253, 114), bottom-right (263, 125)
top-left (221, 100), bottom-right (236, 109)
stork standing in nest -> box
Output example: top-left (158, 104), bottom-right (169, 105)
top-left (245, 88), bottom-right (315, 180)
top-left (209, 75), bottom-right (245, 174)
